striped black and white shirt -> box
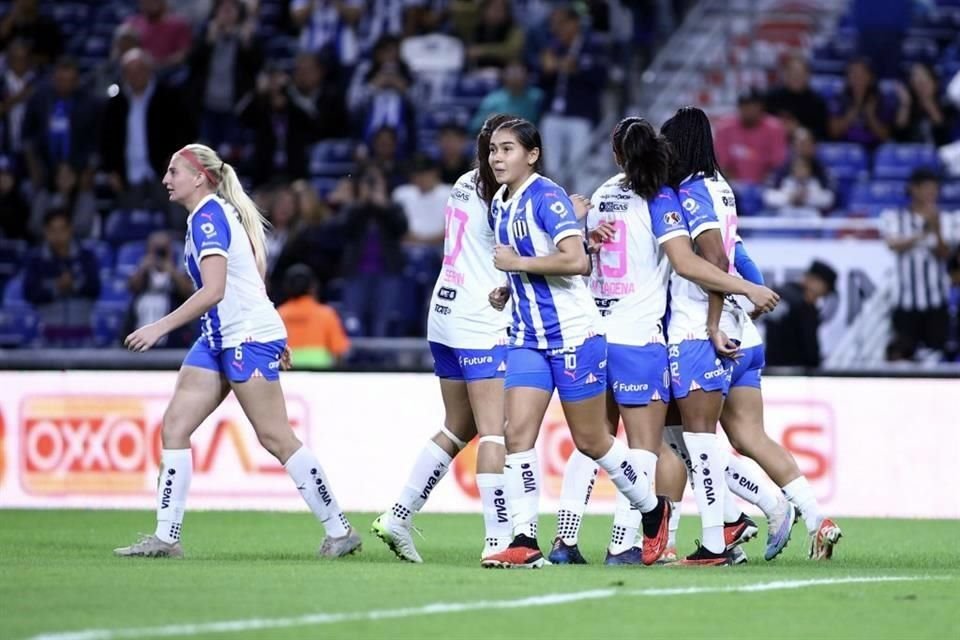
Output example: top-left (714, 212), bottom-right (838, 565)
top-left (880, 208), bottom-right (953, 310)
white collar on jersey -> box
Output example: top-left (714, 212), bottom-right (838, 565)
top-left (494, 172), bottom-right (541, 207)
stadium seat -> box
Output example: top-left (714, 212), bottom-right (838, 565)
top-left (817, 143), bottom-right (868, 172)
top-left (0, 303), bottom-right (39, 347)
top-left (104, 209), bottom-right (167, 246)
top-left (92, 302), bottom-right (128, 347)
top-left (310, 177), bottom-right (340, 201)
top-left (3, 272), bottom-right (26, 305)
top-left (115, 241), bottom-right (147, 278)
top-left (809, 75), bottom-right (845, 101)
top-left (733, 183), bottom-right (764, 217)
top-left (941, 181), bottom-right (960, 207)
top-left (847, 180), bottom-right (908, 217)
top-left (0, 238), bottom-right (26, 288)
top-left (99, 277), bottom-right (132, 305)
top-left (82, 240), bottom-right (114, 271)
top-left (873, 144), bottom-right (940, 179)
top-left (309, 139), bottom-right (356, 177)
top-left (901, 37), bottom-right (940, 64)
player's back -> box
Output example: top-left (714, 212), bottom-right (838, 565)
top-left (185, 194), bottom-right (286, 349)
top-left (427, 170), bottom-right (510, 349)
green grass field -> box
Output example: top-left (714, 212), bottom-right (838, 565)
top-left (3, 510), bottom-right (958, 640)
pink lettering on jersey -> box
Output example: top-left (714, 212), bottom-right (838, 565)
top-left (599, 220), bottom-right (628, 278)
top-left (443, 206), bottom-right (469, 267)
top-left (590, 281), bottom-right (636, 296)
top-left (722, 212), bottom-right (739, 274)
top-left (442, 268), bottom-right (465, 286)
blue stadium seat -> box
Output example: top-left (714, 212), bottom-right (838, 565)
top-left (809, 75), bottom-right (844, 100)
top-left (0, 304), bottom-right (39, 347)
top-left (3, 272), bottom-right (26, 305)
top-left (732, 183), bottom-right (764, 217)
top-left (901, 37), bottom-right (940, 64)
top-left (817, 143), bottom-right (868, 172)
top-left (873, 144), bottom-right (940, 179)
top-left (941, 181), bottom-right (960, 206)
top-left (846, 180), bottom-right (908, 217)
top-left (309, 139), bottom-right (356, 177)
top-left (92, 302), bottom-right (128, 347)
top-left (0, 238), bottom-right (26, 287)
top-left (421, 105), bottom-right (472, 131)
top-left (115, 241), bottom-right (147, 277)
top-left (310, 177), bottom-right (339, 201)
top-left (82, 239), bottom-right (114, 271)
top-left (99, 277), bottom-right (132, 305)
top-left (104, 210), bottom-right (167, 246)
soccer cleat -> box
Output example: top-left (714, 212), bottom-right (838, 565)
top-left (319, 526), bottom-right (362, 558)
top-left (605, 546), bottom-right (642, 566)
top-left (723, 513), bottom-right (759, 550)
top-left (371, 514), bottom-right (421, 563)
top-left (113, 534), bottom-right (183, 558)
top-left (481, 535), bottom-right (546, 569)
top-left (730, 545), bottom-right (749, 565)
top-left (808, 518), bottom-right (842, 560)
top-left (655, 546), bottom-right (678, 565)
top-left (764, 497), bottom-right (796, 561)
top-left (481, 537), bottom-right (511, 561)
top-left (679, 541), bottom-right (735, 566)
top-left (640, 496), bottom-right (672, 565)
top-left (548, 537), bottom-right (588, 565)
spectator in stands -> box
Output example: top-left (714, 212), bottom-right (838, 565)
top-left (893, 62), bottom-right (957, 147)
top-left (290, 0), bottom-right (364, 67)
top-left (465, 0), bottom-right (525, 70)
top-left (188, 0), bottom-right (263, 154)
top-left (774, 127), bottom-right (830, 186)
top-left (277, 263), bottom-right (350, 368)
top-left (0, 39), bottom-right (37, 159)
top-left (100, 49), bottom-right (195, 218)
top-left (881, 168), bottom-right (953, 361)
top-left (168, 0), bottom-right (214, 26)
top-left (264, 183), bottom-right (300, 276)
top-left (0, 154), bottom-right (28, 240)
top-left (29, 163), bottom-right (96, 240)
top-left (762, 156), bottom-right (835, 218)
top-left (435, 123), bottom-right (472, 185)
top-left (338, 164), bottom-right (407, 336)
top-left (393, 154), bottom-right (449, 250)
top-left (0, 0), bottom-right (62, 66)
top-left (289, 51), bottom-right (347, 141)
top-left (21, 57), bottom-right (99, 194)
top-left (124, 230), bottom-right (194, 348)
top-left (828, 57), bottom-right (894, 148)
top-left (22, 209), bottom-right (100, 345)
top-left (764, 259), bottom-right (837, 368)
top-left (86, 24), bottom-right (142, 102)
top-left (714, 88), bottom-right (788, 185)
top-left (765, 53), bottom-right (829, 140)
top-left (366, 125), bottom-right (407, 190)
top-left (537, 5), bottom-right (608, 179)
top-left (123, 0), bottom-right (193, 71)
top-left (469, 59), bottom-right (543, 133)
top-left (348, 36), bottom-right (417, 156)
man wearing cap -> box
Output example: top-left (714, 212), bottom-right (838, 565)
top-left (764, 260), bottom-right (837, 368)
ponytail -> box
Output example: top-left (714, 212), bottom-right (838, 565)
top-left (617, 119), bottom-right (672, 200)
top-left (219, 162), bottom-right (270, 278)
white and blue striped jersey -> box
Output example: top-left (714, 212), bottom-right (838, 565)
top-left (184, 194), bottom-right (286, 350)
top-left (427, 170), bottom-right (510, 349)
top-left (668, 173), bottom-right (743, 344)
top-left (492, 173), bottom-right (601, 350)
top-left (588, 177), bottom-right (689, 346)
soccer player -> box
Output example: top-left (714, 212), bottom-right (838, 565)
top-left (547, 117), bottom-right (780, 565)
top-left (371, 114), bottom-right (516, 564)
top-left (114, 144), bottom-right (360, 559)
top-left (478, 118), bottom-right (673, 569)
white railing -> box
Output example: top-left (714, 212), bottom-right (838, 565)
top-left (824, 277), bottom-right (896, 369)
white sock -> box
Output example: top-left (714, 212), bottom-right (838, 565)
top-left (725, 456), bottom-right (779, 516)
top-left (633, 449), bottom-right (658, 486)
top-left (505, 449), bottom-right (540, 539)
top-left (723, 482), bottom-right (743, 523)
top-left (667, 500), bottom-right (681, 548)
top-left (477, 473), bottom-right (512, 544)
top-left (664, 425), bottom-right (695, 491)
top-left (285, 446), bottom-right (350, 537)
top-left (782, 476), bottom-right (823, 534)
top-left (595, 437), bottom-right (657, 513)
top-left (682, 432), bottom-right (726, 554)
top-left (608, 448), bottom-right (656, 553)
top-left (390, 440), bottom-right (452, 524)
top-left (155, 448), bottom-right (192, 544)
top-left (556, 449), bottom-right (598, 544)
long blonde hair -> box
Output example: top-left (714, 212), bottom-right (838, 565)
top-left (177, 143), bottom-right (270, 277)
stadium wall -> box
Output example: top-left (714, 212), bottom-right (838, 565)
top-left (0, 372), bottom-right (955, 519)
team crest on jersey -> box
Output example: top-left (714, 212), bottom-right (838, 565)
top-left (512, 218), bottom-right (529, 239)
top-left (549, 200), bottom-right (568, 217)
top-left (663, 211), bottom-right (682, 225)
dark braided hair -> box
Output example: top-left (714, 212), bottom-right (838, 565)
top-left (660, 106), bottom-right (721, 189)
top-left (613, 117), bottom-right (673, 200)
top-left (474, 113), bottom-right (516, 207)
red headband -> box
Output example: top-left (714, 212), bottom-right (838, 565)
top-left (178, 148), bottom-right (218, 186)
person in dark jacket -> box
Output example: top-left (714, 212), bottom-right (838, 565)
top-left (764, 260), bottom-right (837, 368)
top-left (337, 164), bottom-right (407, 337)
top-left (99, 48), bottom-right (195, 216)
top-left (23, 209), bottom-right (100, 345)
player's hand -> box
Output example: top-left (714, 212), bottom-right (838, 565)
top-left (489, 286), bottom-right (510, 311)
top-left (280, 346), bottom-right (293, 371)
top-left (124, 322), bottom-right (165, 353)
top-left (709, 328), bottom-right (741, 359)
top-left (570, 193), bottom-right (592, 220)
top-left (746, 284), bottom-right (779, 315)
top-left (588, 221), bottom-right (616, 245)
top-left (493, 245), bottom-right (522, 272)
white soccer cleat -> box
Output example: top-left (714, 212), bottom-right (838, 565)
top-left (113, 534), bottom-right (183, 558)
top-left (371, 514), bottom-right (422, 563)
top-left (319, 526), bottom-right (362, 558)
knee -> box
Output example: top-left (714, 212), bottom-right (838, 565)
top-left (257, 430), bottom-right (300, 461)
top-left (504, 419), bottom-right (536, 453)
top-left (570, 430), bottom-right (609, 460)
top-left (161, 409), bottom-right (193, 448)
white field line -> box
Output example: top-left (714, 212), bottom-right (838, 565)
top-left (27, 576), bottom-right (939, 640)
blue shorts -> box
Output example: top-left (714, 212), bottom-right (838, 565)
top-left (729, 344), bottom-right (765, 389)
top-left (607, 343), bottom-right (670, 406)
top-left (668, 339), bottom-right (733, 399)
top-left (429, 342), bottom-right (508, 381)
top-left (504, 335), bottom-right (607, 402)
top-left (183, 338), bottom-right (286, 382)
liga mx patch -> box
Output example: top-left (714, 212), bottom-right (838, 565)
top-left (663, 211), bottom-right (682, 225)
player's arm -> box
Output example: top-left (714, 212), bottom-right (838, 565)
top-left (153, 255), bottom-right (227, 335)
top-left (494, 235), bottom-right (588, 276)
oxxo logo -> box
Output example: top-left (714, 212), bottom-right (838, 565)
top-left (20, 395), bottom-right (307, 496)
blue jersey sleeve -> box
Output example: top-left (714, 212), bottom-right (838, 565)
top-left (534, 186), bottom-right (582, 245)
top-left (649, 187), bottom-right (690, 245)
top-left (190, 202), bottom-right (232, 260)
top-left (676, 180), bottom-right (720, 239)
top-left (734, 240), bottom-right (764, 285)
